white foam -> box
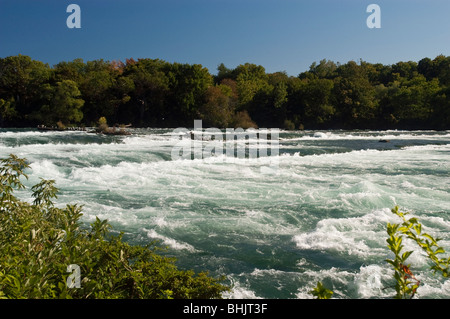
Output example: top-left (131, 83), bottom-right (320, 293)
top-left (283, 131), bottom-right (450, 142)
top-left (78, 203), bottom-right (139, 226)
top-left (352, 264), bottom-right (393, 298)
top-left (295, 267), bottom-right (355, 299)
top-left (0, 130), bottom-right (76, 138)
top-left (293, 208), bottom-right (395, 258)
top-left (145, 229), bottom-right (198, 252)
top-left (2, 129), bottom-right (449, 299)
top-left (29, 159), bottom-right (67, 181)
top-left (415, 277), bottom-right (450, 299)
top-left (313, 132), bottom-right (330, 138)
top-left (223, 278), bottom-right (262, 299)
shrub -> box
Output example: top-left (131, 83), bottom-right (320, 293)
top-left (232, 111), bottom-right (258, 129)
top-left (283, 119), bottom-right (295, 131)
top-left (385, 206), bottom-right (449, 299)
top-left (0, 154), bottom-right (229, 299)
top-left (309, 282), bottom-right (333, 299)
top-left (96, 116), bottom-right (109, 132)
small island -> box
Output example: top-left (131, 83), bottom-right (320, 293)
top-left (88, 117), bottom-right (132, 135)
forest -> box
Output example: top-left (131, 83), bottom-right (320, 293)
top-left (0, 54), bottom-right (449, 130)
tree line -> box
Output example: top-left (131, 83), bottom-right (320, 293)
top-left (0, 54), bottom-right (449, 130)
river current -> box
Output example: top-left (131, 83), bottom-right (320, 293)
top-left (1, 128), bottom-right (449, 298)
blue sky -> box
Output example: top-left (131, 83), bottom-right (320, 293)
top-left (1, 0), bottom-right (450, 76)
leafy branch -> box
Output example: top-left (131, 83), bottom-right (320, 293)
top-left (311, 206), bottom-right (449, 299)
top-left (385, 206), bottom-right (449, 298)
top-left (310, 281), bottom-right (333, 299)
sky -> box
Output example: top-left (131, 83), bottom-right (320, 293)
top-left (1, 0), bottom-right (450, 76)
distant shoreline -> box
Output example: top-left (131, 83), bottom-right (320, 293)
top-left (1, 126), bottom-right (449, 132)
top-left (1, 54), bottom-right (449, 132)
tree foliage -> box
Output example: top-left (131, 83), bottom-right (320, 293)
top-left (0, 55), bottom-right (449, 129)
top-left (35, 80), bottom-right (84, 126)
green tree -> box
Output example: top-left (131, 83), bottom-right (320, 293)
top-left (305, 59), bottom-right (338, 79)
top-left (301, 78), bottom-right (335, 127)
top-left (284, 76), bottom-right (305, 129)
top-left (418, 55), bottom-right (450, 87)
top-left (53, 59), bottom-right (86, 85)
top-left (382, 75), bottom-right (440, 128)
top-left (165, 62), bottom-right (212, 126)
top-left (231, 63), bottom-right (275, 127)
top-left (418, 57), bottom-right (437, 81)
top-left (123, 58), bottom-right (169, 127)
top-left (36, 80), bottom-right (84, 126)
top-left (108, 75), bottom-right (135, 125)
top-left (78, 60), bottom-right (118, 125)
top-left (430, 86), bottom-right (450, 129)
top-left (199, 84), bottom-right (235, 128)
top-left (332, 61), bottom-right (377, 128)
top-left (435, 55), bottom-right (450, 87)
top-left (215, 63), bottom-right (235, 84)
top-left (0, 55), bottom-right (51, 125)
top-left (0, 98), bottom-right (17, 127)
top-left (391, 61), bottom-right (418, 80)
top-left (235, 63), bottom-right (271, 109)
top-left (0, 54), bottom-right (449, 130)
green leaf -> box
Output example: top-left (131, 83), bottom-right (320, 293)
top-left (310, 281), bottom-right (333, 299)
top-left (413, 223), bottom-right (422, 235)
top-left (385, 259), bottom-right (397, 268)
top-left (422, 233), bottom-right (435, 242)
top-left (402, 251), bottom-right (413, 262)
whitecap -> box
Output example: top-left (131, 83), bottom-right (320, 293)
top-left (145, 229), bottom-right (198, 252)
top-left (292, 208), bottom-right (395, 258)
top-left (222, 278), bottom-right (262, 299)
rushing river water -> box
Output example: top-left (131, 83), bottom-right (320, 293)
top-left (1, 128), bottom-right (449, 299)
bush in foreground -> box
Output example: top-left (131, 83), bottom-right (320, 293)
top-left (0, 154), bottom-right (229, 299)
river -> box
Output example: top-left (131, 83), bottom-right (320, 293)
top-left (1, 128), bottom-right (449, 298)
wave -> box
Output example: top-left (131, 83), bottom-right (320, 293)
top-left (293, 208), bottom-right (393, 258)
top-left (0, 130), bottom-right (80, 137)
top-left (4, 129), bottom-right (449, 299)
top-left (222, 280), bottom-right (261, 299)
top-left (279, 142), bottom-right (450, 160)
top-left (281, 131), bottom-right (450, 142)
top-left (145, 229), bottom-right (198, 252)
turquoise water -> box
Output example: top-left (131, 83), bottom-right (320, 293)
top-left (1, 128), bottom-right (449, 298)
